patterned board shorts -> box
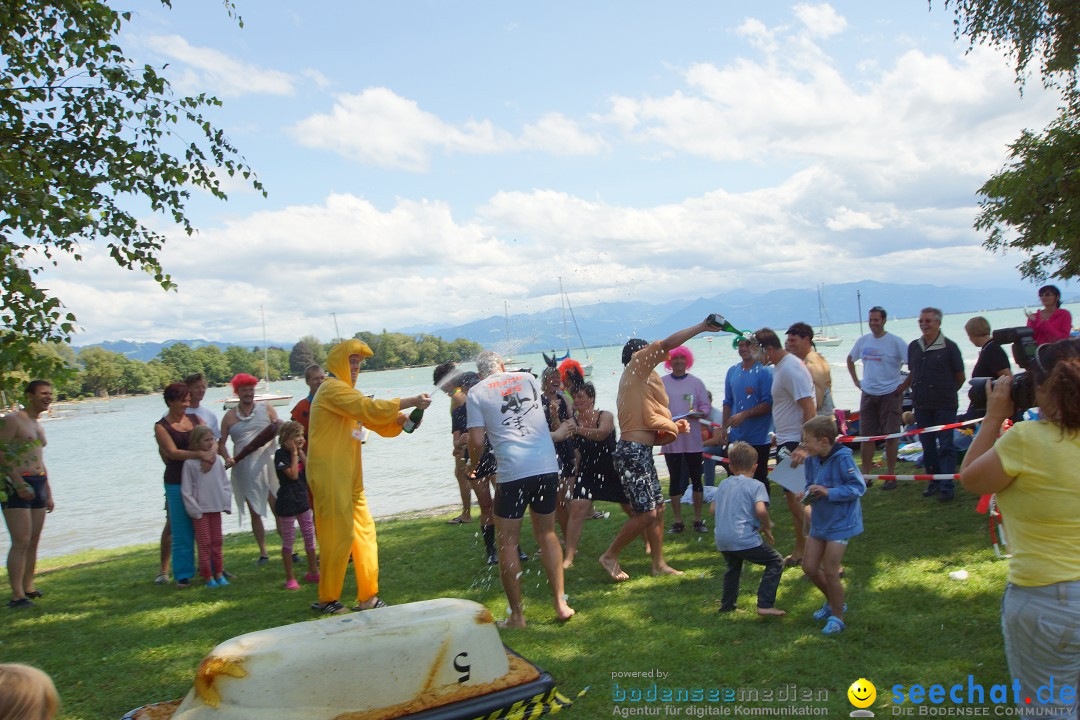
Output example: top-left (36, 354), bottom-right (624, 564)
top-left (613, 440), bottom-right (664, 514)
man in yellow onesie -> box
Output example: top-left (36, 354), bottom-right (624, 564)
top-left (307, 338), bottom-right (431, 614)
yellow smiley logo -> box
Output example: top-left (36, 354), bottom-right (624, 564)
top-left (848, 678), bottom-right (876, 709)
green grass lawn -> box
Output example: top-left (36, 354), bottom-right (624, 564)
top-left (1, 462), bottom-right (1011, 719)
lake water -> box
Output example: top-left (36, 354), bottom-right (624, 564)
top-left (8, 303), bottom-right (1072, 559)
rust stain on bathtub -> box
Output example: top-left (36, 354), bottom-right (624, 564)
top-left (193, 655), bottom-right (248, 708)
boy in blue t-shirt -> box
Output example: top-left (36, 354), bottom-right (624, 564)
top-left (710, 441), bottom-right (786, 616)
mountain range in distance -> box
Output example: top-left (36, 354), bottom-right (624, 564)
top-left (408, 280), bottom-right (1043, 355)
top-left (81, 281), bottom-right (1051, 361)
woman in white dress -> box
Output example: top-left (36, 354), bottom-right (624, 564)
top-left (220, 373), bottom-right (280, 564)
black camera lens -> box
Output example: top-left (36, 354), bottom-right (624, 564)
top-left (967, 373), bottom-right (1034, 414)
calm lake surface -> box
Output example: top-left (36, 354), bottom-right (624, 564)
top-left (8, 303), bottom-right (1071, 559)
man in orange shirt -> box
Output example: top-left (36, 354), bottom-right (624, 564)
top-left (290, 364), bottom-right (326, 439)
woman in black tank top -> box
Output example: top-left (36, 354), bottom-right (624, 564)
top-left (562, 382), bottom-right (633, 568)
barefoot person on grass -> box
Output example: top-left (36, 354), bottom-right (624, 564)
top-left (598, 317), bottom-right (721, 582)
top-left (1, 381), bottom-right (56, 608)
top-left (467, 351), bottom-right (575, 628)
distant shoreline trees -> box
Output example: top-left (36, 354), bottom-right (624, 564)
top-left (36, 332), bottom-right (484, 400)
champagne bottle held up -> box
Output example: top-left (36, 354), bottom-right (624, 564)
top-left (706, 313), bottom-right (756, 346)
top-left (705, 313), bottom-right (742, 335)
top-left (402, 407), bottom-right (424, 434)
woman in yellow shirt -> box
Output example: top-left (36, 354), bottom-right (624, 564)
top-left (960, 339), bottom-right (1080, 720)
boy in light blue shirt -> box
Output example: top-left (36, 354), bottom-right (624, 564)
top-left (801, 414), bottom-right (866, 636)
top-left (711, 441), bottom-right (786, 617)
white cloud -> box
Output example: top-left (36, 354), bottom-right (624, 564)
top-left (826, 207), bottom-right (885, 231)
top-left (793, 3), bottom-right (848, 39)
top-left (521, 113), bottom-right (609, 155)
top-left (291, 88), bottom-right (606, 171)
top-left (600, 12), bottom-right (1059, 191)
top-left (145, 34), bottom-right (297, 96)
top-left (736, 18), bottom-right (777, 52)
top-left (45, 166), bottom-right (1029, 345)
top-left (44, 4), bottom-right (1063, 345)
top-left (301, 69), bottom-right (331, 89)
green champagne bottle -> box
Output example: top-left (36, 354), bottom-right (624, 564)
top-left (402, 407), bottom-right (424, 434)
top-left (706, 313), bottom-right (756, 347)
top-left (705, 313), bottom-right (743, 335)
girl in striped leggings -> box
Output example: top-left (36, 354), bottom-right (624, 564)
top-left (274, 422), bottom-right (319, 590)
top-left (181, 426), bottom-right (232, 587)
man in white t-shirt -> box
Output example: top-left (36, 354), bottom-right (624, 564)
top-left (846, 306), bottom-right (908, 488)
top-left (756, 328), bottom-right (815, 567)
top-left (467, 351), bottom-right (575, 629)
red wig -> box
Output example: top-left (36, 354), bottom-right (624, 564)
top-left (230, 373), bottom-right (259, 392)
top-left (558, 358), bottom-right (585, 392)
top-left (664, 345), bottom-right (694, 371)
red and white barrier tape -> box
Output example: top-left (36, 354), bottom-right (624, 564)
top-left (836, 418), bottom-right (982, 443)
top-left (702, 416), bottom-right (984, 443)
top-left (703, 457), bottom-right (961, 483)
top-left (861, 474), bottom-right (960, 481)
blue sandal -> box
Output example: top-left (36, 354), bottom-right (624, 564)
top-left (822, 616), bottom-right (846, 635)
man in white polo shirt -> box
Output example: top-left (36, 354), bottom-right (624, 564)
top-left (846, 306), bottom-right (908, 489)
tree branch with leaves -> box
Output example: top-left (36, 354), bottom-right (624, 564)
top-left (0, 0), bottom-right (263, 397)
top-left (942, 0), bottom-right (1080, 281)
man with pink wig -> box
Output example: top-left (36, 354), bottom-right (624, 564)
top-left (661, 346), bottom-right (712, 533)
top-left (220, 373), bottom-right (281, 564)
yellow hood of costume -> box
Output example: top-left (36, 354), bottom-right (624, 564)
top-left (325, 338), bottom-right (373, 387)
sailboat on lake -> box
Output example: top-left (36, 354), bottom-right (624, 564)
top-left (553, 277), bottom-right (593, 377)
top-left (223, 306), bottom-right (294, 409)
top-left (813, 284), bottom-right (843, 347)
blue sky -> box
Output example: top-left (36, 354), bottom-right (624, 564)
top-left (43, 1), bottom-right (1068, 345)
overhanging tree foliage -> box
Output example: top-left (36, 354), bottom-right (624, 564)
top-left (0, 0), bottom-right (263, 398)
top-left (945, 0), bottom-right (1080, 93)
top-left (943, 0), bottom-right (1080, 281)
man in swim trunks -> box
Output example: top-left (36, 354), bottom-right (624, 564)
top-left (466, 351), bottom-right (574, 628)
top-left (597, 317), bottom-right (721, 582)
top-left (0, 380), bottom-right (56, 608)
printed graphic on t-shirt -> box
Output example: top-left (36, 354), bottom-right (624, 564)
top-left (488, 375), bottom-right (541, 436)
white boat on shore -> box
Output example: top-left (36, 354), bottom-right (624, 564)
top-left (223, 306), bottom-right (294, 409)
top-left (222, 389), bottom-right (294, 409)
top-left (814, 283), bottom-right (843, 347)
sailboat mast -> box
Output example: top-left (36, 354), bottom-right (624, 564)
top-left (261, 305), bottom-right (271, 391)
top-left (504, 300), bottom-right (511, 344)
top-left (558, 277), bottom-right (571, 356)
top-left (857, 290), bottom-right (863, 336)
top-left (564, 288), bottom-right (592, 361)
